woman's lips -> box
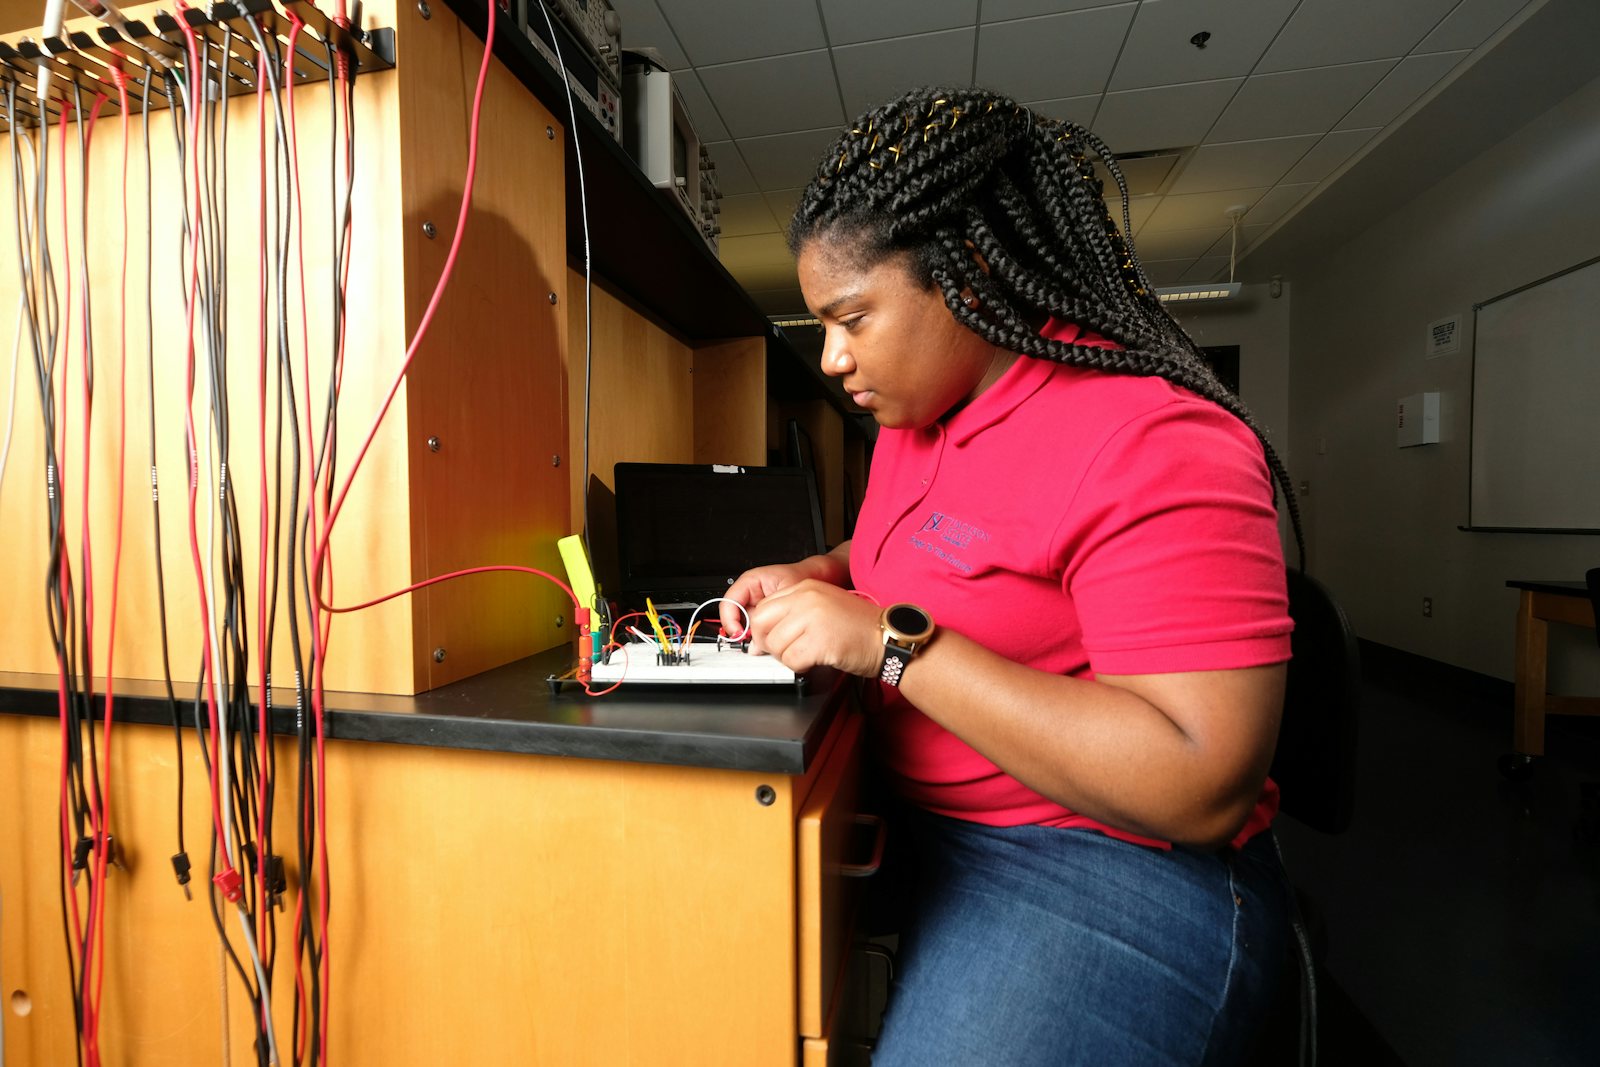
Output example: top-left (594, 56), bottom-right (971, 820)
top-left (849, 389), bottom-right (874, 407)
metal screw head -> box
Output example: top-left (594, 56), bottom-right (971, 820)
top-left (547, 291), bottom-right (559, 305)
top-left (433, 647), bottom-right (447, 663)
top-left (755, 785), bottom-right (776, 807)
top-left (555, 615), bottom-right (565, 628)
top-left (427, 436), bottom-right (441, 452)
top-left (551, 454), bottom-right (561, 467)
top-left (423, 220), bottom-right (437, 239)
top-left (418, 1), bottom-right (431, 19)
top-left (546, 125), bottom-right (555, 140)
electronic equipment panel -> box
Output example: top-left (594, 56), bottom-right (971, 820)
top-left (546, 0), bottom-right (622, 90)
top-left (517, 0), bottom-right (622, 140)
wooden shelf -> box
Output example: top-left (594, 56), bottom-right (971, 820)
top-left (444, 0), bottom-right (770, 341)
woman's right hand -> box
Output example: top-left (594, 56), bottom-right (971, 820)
top-left (719, 544), bottom-right (851, 641)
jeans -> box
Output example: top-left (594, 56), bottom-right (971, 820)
top-left (868, 805), bottom-right (1290, 1066)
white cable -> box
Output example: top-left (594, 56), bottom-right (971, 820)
top-left (681, 596), bottom-right (751, 651)
top-left (233, 905), bottom-right (281, 1065)
top-left (1230, 216), bottom-right (1239, 283)
top-left (37, 0), bottom-right (66, 103)
top-left (535, 0), bottom-right (594, 557)
top-left (0, 130), bottom-right (37, 516)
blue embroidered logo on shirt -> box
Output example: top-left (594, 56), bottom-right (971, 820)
top-left (908, 512), bottom-right (990, 573)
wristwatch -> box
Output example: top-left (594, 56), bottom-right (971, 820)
top-left (878, 603), bottom-right (936, 687)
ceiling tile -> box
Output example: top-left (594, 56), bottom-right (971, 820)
top-left (763, 188), bottom-right (805, 232)
top-left (670, 70), bottom-right (728, 143)
top-left (1241, 182), bottom-right (1317, 227)
top-left (1203, 223), bottom-right (1272, 259)
top-left (1108, 0), bottom-right (1299, 90)
top-left (833, 29), bottom-right (976, 117)
top-left (1179, 255), bottom-right (1231, 283)
top-left (1256, 0), bottom-right (1460, 73)
top-left (983, 0), bottom-right (1132, 21)
top-left (1166, 134), bottom-right (1319, 195)
top-left (1098, 153), bottom-right (1184, 197)
top-left (718, 233), bottom-right (799, 292)
top-left (698, 52), bottom-right (846, 139)
top-left (1280, 127), bottom-right (1378, 184)
top-left (1134, 226), bottom-right (1231, 262)
top-left (736, 128), bottom-right (844, 191)
top-left (1126, 195), bottom-right (1160, 235)
top-left (1092, 78), bottom-right (1242, 155)
top-left (1146, 187), bottom-right (1268, 230)
top-left (1140, 259), bottom-right (1191, 286)
top-left (1207, 60), bottom-right (1394, 141)
top-left (975, 5), bottom-right (1137, 103)
top-left (1417, 0), bottom-right (1532, 52)
top-left (819, 0), bottom-right (978, 46)
top-left (719, 193), bottom-right (781, 238)
top-left (655, 0), bottom-right (827, 66)
top-left (704, 141), bottom-right (758, 195)
top-left (1023, 93), bottom-right (1101, 127)
top-left (611, 0), bottom-right (690, 70)
top-left (1336, 51), bottom-right (1470, 131)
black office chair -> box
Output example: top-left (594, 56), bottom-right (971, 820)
top-left (1578, 569), bottom-right (1600, 845)
top-left (1586, 568), bottom-right (1600, 650)
top-left (1273, 568), bottom-right (1361, 835)
top-left (1249, 567), bottom-right (1364, 1067)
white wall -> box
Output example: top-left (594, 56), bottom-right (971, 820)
top-left (1288, 72), bottom-right (1600, 687)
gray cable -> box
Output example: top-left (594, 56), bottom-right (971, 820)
top-left (1271, 829), bottom-right (1318, 1067)
top-left (0, 126), bottom-right (37, 518)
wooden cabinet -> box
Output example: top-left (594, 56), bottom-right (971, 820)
top-left (0, 0), bottom-right (577, 696)
top-left (0, 698), bottom-right (866, 1064)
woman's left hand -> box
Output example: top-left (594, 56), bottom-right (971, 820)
top-left (747, 579), bottom-right (883, 677)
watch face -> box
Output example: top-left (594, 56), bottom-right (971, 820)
top-left (885, 603), bottom-right (932, 640)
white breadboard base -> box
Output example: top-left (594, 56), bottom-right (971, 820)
top-left (590, 641), bottom-right (797, 685)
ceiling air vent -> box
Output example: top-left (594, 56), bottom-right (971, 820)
top-left (1095, 148), bottom-right (1187, 198)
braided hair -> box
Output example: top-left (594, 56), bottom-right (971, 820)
top-left (790, 86), bottom-right (1304, 566)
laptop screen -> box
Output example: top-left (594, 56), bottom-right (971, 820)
top-left (613, 462), bottom-right (826, 608)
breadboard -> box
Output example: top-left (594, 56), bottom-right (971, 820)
top-left (590, 642), bottom-right (796, 685)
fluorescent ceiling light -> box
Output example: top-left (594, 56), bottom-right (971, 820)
top-left (1155, 282), bottom-right (1242, 304)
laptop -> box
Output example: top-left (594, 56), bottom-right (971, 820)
top-left (612, 462), bottom-right (827, 617)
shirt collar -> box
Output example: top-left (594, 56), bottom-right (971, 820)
top-left (941, 352), bottom-right (1056, 446)
top-left (940, 317), bottom-right (1118, 446)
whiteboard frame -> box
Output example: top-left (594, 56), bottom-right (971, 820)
top-left (1464, 253), bottom-right (1600, 534)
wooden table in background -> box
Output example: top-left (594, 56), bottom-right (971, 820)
top-left (1508, 579), bottom-right (1600, 759)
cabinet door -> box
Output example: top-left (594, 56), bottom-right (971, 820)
top-left (797, 711), bottom-right (867, 1038)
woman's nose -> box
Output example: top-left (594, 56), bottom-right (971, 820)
top-left (820, 333), bottom-right (853, 377)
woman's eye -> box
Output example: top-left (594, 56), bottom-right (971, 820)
top-left (840, 316), bottom-right (865, 332)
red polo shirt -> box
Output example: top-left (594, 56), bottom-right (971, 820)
top-left (852, 322), bottom-right (1291, 848)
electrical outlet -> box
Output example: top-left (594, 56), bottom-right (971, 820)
top-left (1422, 596), bottom-right (1433, 618)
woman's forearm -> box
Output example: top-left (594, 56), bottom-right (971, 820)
top-left (892, 629), bottom-right (1283, 848)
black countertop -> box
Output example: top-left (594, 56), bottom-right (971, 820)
top-left (0, 647), bottom-right (846, 776)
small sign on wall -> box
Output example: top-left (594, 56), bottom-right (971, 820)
top-left (1427, 314), bottom-right (1461, 358)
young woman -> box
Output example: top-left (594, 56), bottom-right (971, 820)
top-left (720, 87), bottom-right (1301, 1065)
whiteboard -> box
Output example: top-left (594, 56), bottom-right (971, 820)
top-left (1469, 255), bottom-right (1600, 531)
